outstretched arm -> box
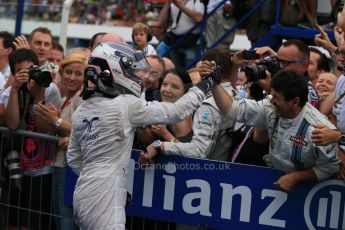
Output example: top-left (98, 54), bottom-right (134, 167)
top-left (211, 85), bottom-right (234, 116)
top-left (199, 60), bottom-right (234, 116)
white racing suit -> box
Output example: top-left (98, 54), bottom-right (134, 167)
top-left (164, 82), bottom-right (241, 160)
top-left (67, 87), bottom-right (205, 230)
top-left (225, 97), bottom-right (340, 179)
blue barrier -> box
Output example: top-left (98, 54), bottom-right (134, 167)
top-left (65, 150), bottom-right (345, 229)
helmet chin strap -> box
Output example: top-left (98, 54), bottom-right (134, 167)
top-left (81, 67), bottom-right (121, 100)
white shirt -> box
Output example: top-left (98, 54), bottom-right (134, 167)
top-left (170, 0), bottom-right (205, 35)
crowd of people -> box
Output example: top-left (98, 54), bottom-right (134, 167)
top-left (0, 0), bottom-right (344, 230)
top-left (0, 0), bottom-right (159, 25)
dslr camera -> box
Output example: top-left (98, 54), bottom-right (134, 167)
top-left (28, 66), bottom-right (52, 88)
top-left (4, 150), bottom-right (22, 191)
top-left (244, 56), bottom-right (280, 82)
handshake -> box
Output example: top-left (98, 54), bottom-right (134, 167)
top-left (195, 64), bottom-right (222, 94)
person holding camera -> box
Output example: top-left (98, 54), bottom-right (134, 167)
top-left (208, 68), bottom-right (340, 192)
top-left (11, 27), bottom-right (60, 88)
top-left (246, 40), bottom-right (320, 109)
top-left (34, 52), bottom-right (87, 230)
top-left (0, 48), bottom-right (61, 229)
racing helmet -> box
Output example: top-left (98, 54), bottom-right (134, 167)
top-left (82, 42), bottom-right (150, 99)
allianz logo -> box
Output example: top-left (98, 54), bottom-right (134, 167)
top-left (304, 180), bottom-right (345, 230)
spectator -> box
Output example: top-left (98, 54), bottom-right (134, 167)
top-left (48, 41), bottom-right (64, 66)
top-left (132, 22), bottom-right (157, 56)
top-left (315, 72), bottom-right (337, 101)
top-left (311, 2), bottom-right (345, 181)
top-left (142, 55), bottom-right (166, 101)
top-left (11, 27), bottom-right (60, 87)
top-left (242, 0), bottom-right (275, 45)
top-left (89, 32), bottom-right (125, 51)
top-left (28, 27), bottom-right (56, 71)
top-left (2, 48), bottom-right (61, 229)
top-left (149, 18), bottom-right (169, 56)
top-left (160, 0), bottom-right (204, 69)
top-left (308, 47), bottom-right (331, 87)
top-left (89, 32), bottom-right (106, 51)
top-left (143, 49), bottom-right (241, 161)
top-left (35, 52), bottom-right (87, 230)
top-left (275, 39), bottom-right (320, 108)
top-left (147, 68), bottom-right (193, 145)
top-left (68, 47), bottom-right (91, 59)
top-left (205, 0), bottom-right (236, 50)
top-left (162, 57), bottom-right (175, 70)
top-left (210, 69), bottom-right (340, 192)
top-left (0, 31), bottom-right (15, 93)
top-left (236, 68), bottom-right (248, 99)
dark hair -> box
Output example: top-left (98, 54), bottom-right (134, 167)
top-left (162, 68), bottom-right (193, 93)
top-left (271, 69), bottom-right (308, 107)
top-left (52, 41), bottom-right (64, 53)
top-left (89, 32), bottom-right (106, 49)
top-left (0, 31), bottom-right (15, 51)
top-left (29, 27), bottom-right (53, 42)
top-left (309, 47), bottom-right (330, 72)
top-left (282, 39), bottom-right (310, 60)
top-left (202, 48), bottom-right (232, 79)
top-left (9, 48), bottom-right (39, 75)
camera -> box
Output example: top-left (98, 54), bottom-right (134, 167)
top-left (243, 50), bottom-right (260, 60)
top-left (339, 0), bottom-right (344, 11)
top-left (4, 150), bottom-right (22, 191)
top-left (28, 66), bottom-right (52, 88)
top-left (244, 56), bottom-right (280, 82)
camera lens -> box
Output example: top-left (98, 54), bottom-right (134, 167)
top-left (245, 65), bottom-right (267, 82)
top-left (28, 67), bottom-right (52, 87)
top-left (5, 150), bottom-right (22, 191)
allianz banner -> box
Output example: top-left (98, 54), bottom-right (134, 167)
top-left (65, 150), bottom-right (345, 229)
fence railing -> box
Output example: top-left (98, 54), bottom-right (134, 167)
top-left (1, 127), bottom-right (344, 229)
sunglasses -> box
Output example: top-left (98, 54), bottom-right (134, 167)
top-left (276, 57), bottom-right (306, 66)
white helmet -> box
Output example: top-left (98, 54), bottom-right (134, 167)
top-left (82, 42), bottom-right (150, 99)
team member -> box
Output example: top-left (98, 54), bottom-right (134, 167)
top-left (207, 68), bottom-right (340, 192)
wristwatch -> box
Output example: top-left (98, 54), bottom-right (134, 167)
top-left (339, 132), bottom-right (345, 146)
top-left (55, 118), bottom-right (63, 129)
top-left (153, 140), bottom-right (162, 153)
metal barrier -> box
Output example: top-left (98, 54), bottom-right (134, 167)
top-left (0, 127), bottom-right (175, 230)
top-left (2, 127), bottom-right (345, 229)
top-left (0, 127), bottom-right (61, 230)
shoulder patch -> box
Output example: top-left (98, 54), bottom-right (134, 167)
top-left (201, 111), bottom-right (210, 121)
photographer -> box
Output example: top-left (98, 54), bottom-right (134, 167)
top-left (242, 40), bottom-right (320, 109)
top-left (10, 27), bottom-right (60, 88)
top-left (1, 48), bottom-right (61, 229)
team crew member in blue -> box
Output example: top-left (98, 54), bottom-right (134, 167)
top-left (66, 42), bottom-right (221, 230)
top-left (208, 67), bottom-right (340, 192)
